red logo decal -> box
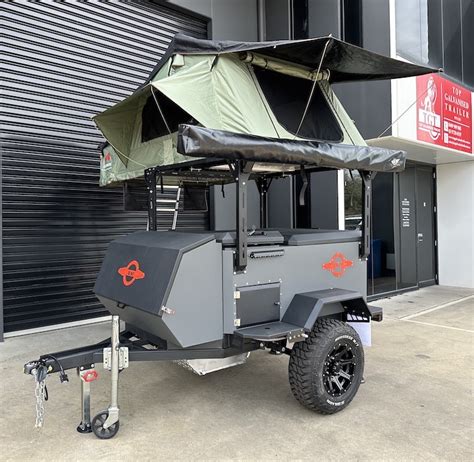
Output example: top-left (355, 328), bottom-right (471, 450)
top-left (322, 253), bottom-right (353, 278)
top-left (118, 260), bottom-right (145, 286)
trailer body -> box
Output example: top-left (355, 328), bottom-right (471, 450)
top-left (95, 229), bottom-right (366, 349)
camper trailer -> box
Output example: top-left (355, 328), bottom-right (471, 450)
top-left (24, 34), bottom-right (435, 439)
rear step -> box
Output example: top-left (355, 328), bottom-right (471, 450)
top-left (235, 321), bottom-right (305, 341)
top-left (368, 305), bottom-right (383, 322)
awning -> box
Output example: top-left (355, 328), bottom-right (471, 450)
top-left (177, 125), bottom-right (407, 172)
top-left (367, 136), bottom-right (474, 164)
top-left (146, 34), bottom-right (437, 84)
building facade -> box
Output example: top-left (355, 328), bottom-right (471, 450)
top-left (0, 0), bottom-right (472, 339)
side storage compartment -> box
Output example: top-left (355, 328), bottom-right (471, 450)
top-left (236, 283), bottom-right (280, 328)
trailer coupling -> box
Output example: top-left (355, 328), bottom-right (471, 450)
top-left (23, 316), bottom-right (125, 438)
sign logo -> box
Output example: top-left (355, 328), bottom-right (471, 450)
top-left (417, 74), bottom-right (472, 154)
top-left (419, 76), bottom-right (440, 141)
top-left (322, 253), bottom-right (353, 278)
top-left (118, 260), bottom-right (145, 286)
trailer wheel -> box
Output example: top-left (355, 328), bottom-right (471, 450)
top-left (91, 411), bottom-right (120, 439)
top-left (288, 319), bottom-right (364, 414)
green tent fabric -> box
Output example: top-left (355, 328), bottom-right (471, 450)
top-left (95, 53), bottom-right (365, 186)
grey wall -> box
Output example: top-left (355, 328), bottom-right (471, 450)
top-left (268, 177), bottom-right (293, 228)
top-left (210, 182), bottom-right (260, 231)
top-left (167, 0), bottom-right (258, 40)
top-left (265, 0), bottom-right (291, 39)
top-left (310, 171), bottom-right (339, 229)
top-left (307, 0), bottom-right (341, 38)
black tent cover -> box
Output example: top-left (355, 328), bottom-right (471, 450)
top-left (147, 34), bottom-right (438, 84)
top-left (177, 125), bottom-right (406, 173)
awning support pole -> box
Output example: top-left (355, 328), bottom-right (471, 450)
top-left (359, 171), bottom-right (375, 260)
top-left (145, 168), bottom-right (158, 231)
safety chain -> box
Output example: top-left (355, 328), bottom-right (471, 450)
top-left (25, 356), bottom-right (68, 429)
top-left (32, 368), bottom-right (47, 428)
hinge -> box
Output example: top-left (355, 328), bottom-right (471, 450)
top-left (433, 171), bottom-right (436, 179)
top-left (434, 240), bottom-right (437, 247)
top-left (234, 318), bottom-right (241, 327)
top-left (434, 206), bottom-right (437, 213)
top-left (233, 290), bottom-right (241, 300)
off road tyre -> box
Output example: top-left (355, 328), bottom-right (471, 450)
top-left (288, 319), bottom-right (364, 414)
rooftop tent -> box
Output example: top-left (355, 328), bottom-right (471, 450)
top-left (93, 34), bottom-right (436, 186)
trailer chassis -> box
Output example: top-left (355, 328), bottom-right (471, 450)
top-left (24, 315), bottom-right (261, 438)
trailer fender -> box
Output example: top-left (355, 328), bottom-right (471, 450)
top-left (282, 288), bottom-right (373, 331)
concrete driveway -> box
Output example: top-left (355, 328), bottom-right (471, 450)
top-left (0, 285), bottom-right (472, 461)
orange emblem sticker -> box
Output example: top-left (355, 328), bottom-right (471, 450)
top-left (118, 260), bottom-right (145, 286)
top-left (322, 253), bottom-right (353, 278)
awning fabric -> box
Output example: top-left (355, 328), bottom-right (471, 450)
top-left (146, 34), bottom-right (436, 84)
top-left (177, 124), bottom-right (406, 173)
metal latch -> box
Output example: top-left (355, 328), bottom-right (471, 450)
top-left (159, 306), bottom-right (176, 316)
top-left (103, 347), bottom-right (129, 371)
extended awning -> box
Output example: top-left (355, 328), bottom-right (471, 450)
top-left (146, 34), bottom-right (437, 84)
top-left (367, 136), bottom-right (474, 165)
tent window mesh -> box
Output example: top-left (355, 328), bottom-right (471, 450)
top-left (142, 93), bottom-right (194, 142)
top-left (253, 67), bottom-right (343, 142)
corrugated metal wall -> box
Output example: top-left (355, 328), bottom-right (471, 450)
top-left (0, 0), bottom-right (209, 333)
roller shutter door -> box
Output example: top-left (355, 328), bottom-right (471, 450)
top-left (0, 1), bottom-right (209, 333)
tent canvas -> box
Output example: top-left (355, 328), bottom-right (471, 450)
top-left (93, 34), bottom-right (436, 186)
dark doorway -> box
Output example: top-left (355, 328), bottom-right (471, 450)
top-left (395, 164), bottom-right (437, 292)
top-left (370, 173), bottom-right (397, 295)
top-left (415, 167), bottom-right (437, 286)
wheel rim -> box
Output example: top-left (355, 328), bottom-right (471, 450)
top-left (323, 342), bottom-right (357, 397)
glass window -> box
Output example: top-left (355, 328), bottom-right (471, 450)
top-left (395, 0), bottom-right (443, 69)
top-left (344, 170), bottom-right (362, 230)
top-left (462, 0), bottom-right (474, 86)
top-left (293, 0), bottom-right (308, 39)
top-left (443, 0), bottom-right (463, 81)
top-left (341, 0), bottom-right (363, 47)
top-left (253, 67), bottom-right (343, 142)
